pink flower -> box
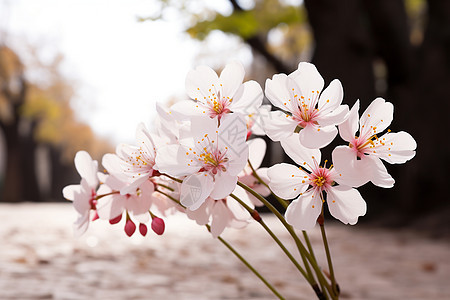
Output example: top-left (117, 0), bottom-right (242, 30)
top-left (171, 61), bottom-right (263, 121)
top-left (332, 98), bottom-right (417, 188)
top-left (263, 62), bottom-right (349, 149)
top-left (102, 123), bottom-right (158, 195)
top-left (186, 188), bottom-right (253, 238)
top-left (156, 113), bottom-right (249, 210)
top-left (62, 151), bottom-right (99, 236)
top-left (268, 135), bottom-right (366, 230)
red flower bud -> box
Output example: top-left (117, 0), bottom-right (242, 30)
top-left (151, 217), bottom-right (165, 235)
top-left (124, 219), bottom-right (136, 237)
top-left (139, 223), bottom-right (148, 236)
top-left (109, 214), bottom-right (122, 225)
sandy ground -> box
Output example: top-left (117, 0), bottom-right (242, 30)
top-left (0, 203), bottom-right (449, 300)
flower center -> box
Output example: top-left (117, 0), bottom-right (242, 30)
top-left (125, 147), bottom-right (155, 177)
top-left (313, 176), bottom-right (326, 187)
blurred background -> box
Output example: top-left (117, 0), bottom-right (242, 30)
top-left (1, 0), bottom-right (450, 299)
top-left (1, 0), bottom-right (449, 231)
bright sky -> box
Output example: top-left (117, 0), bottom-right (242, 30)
top-left (1, 0), bottom-right (251, 143)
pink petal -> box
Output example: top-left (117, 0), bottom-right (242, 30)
top-left (376, 131), bottom-right (417, 164)
top-left (359, 98), bottom-right (393, 138)
top-left (262, 110), bottom-right (298, 141)
top-left (74, 151), bottom-right (98, 187)
top-left (230, 80), bottom-right (263, 114)
top-left (185, 65), bottom-right (220, 101)
top-left (210, 200), bottom-right (231, 238)
top-left (331, 146), bottom-right (371, 188)
top-left (210, 173), bottom-right (238, 200)
top-left (290, 62), bottom-right (325, 100)
top-left (317, 79), bottom-right (343, 114)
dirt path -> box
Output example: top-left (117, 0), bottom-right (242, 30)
top-left (0, 203), bottom-right (449, 299)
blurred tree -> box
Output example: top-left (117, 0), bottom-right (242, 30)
top-left (0, 45), bottom-right (112, 202)
top-left (145, 0), bottom-right (449, 222)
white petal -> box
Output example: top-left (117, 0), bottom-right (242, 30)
top-left (170, 100), bottom-right (204, 120)
top-left (375, 131), bottom-right (417, 164)
top-left (332, 146), bottom-right (371, 187)
top-left (265, 73), bottom-right (294, 111)
top-left (210, 200), bottom-right (232, 238)
top-left (74, 151), bottom-right (98, 187)
top-left (62, 184), bottom-right (81, 201)
top-left (181, 173), bottom-right (215, 210)
top-left (210, 173), bottom-right (238, 200)
top-left (155, 144), bottom-right (200, 177)
top-left (318, 79), bottom-right (343, 114)
top-left (247, 138), bottom-right (266, 170)
top-left (185, 65), bottom-right (219, 101)
top-left (290, 62), bottom-right (324, 99)
top-left (217, 113), bottom-right (248, 164)
top-left (359, 98), bottom-right (393, 138)
top-left (338, 100), bottom-right (360, 142)
top-left (327, 185), bottom-right (367, 225)
top-left (285, 189), bottom-right (322, 230)
top-left (267, 163), bottom-right (309, 199)
top-left (226, 192), bottom-right (251, 221)
top-left (299, 124), bottom-right (337, 149)
top-left (262, 110), bottom-right (298, 141)
top-left (230, 80), bottom-right (263, 115)
top-left (368, 156), bottom-right (395, 188)
top-left (317, 105), bottom-right (349, 127)
top-left (220, 61), bottom-right (245, 98)
top-left (280, 133), bottom-right (321, 170)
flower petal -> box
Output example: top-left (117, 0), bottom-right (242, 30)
top-left (74, 151), bottom-right (98, 187)
top-left (181, 173), bottom-right (215, 210)
top-left (368, 156), bottom-right (395, 188)
top-left (326, 185), bottom-right (367, 225)
top-left (247, 138), bottom-right (266, 170)
top-left (230, 80), bottom-right (263, 115)
top-left (338, 100), bottom-right (360, 142)
top-left (220, 61), bottom-right (245, 98)
top-left (62, 184), bottom-right (81, 201)
top-left (359, 98), bottom-right (393, 138)
top-left (267, 163), bottom-right (309, 199)
top-left (375, 131), bottom-right (417, 164)
top-left (285, 189), bottom-right (322, 230)
top-left (290, 62), bottom-right (324, 100)
top-left (186, 198), bottom-right (211, 225)
top-left (317, 104), bottom-right (349, 127)
top-left (210, 200), bottom-right (231, 238)
top-left (210, 173), bottom-right (238, 200)
top-left (318, 79), bottom-right (343, 114)
top-left (265, 73), bottom-right (295, 111)
top-left (280, 133), bottom-right (321, 170)
top-left (332, 146), bottom-right (371, 187)
top-left (299, 124), bottom-right (337, 149)
top-left (185, 65), bottom-right (220, 101)
top-left (262, 110), bottom-right (298, 141)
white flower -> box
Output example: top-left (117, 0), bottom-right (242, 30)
top-left (102, 123), bottom-right (158, 195)
top-left (156, 113), bottom-right (249, 210)
top-left (171, 61), bottom-right (263, 121)
top-left (62, 151), bottom-right (99, 236)
top-left (263, 62), bottom-right (348, 149)
top-left (332, 98), bottom-right (417, 188)
top-left (268, 135), bottom-right (366, 230)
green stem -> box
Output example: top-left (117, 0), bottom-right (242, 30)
top-left (229, 193), bottom-right (316, 290)
top-left (303, 230), bottom-right (327, 299)
top-left (206, 225), bottom-right (285, 300)
top-left (161, 173), bottom-right (183, 183)
top-left (237, 181), bottom-right (333, 299)
top-left (155, 189), bottom-right (185, 209)
top-left (318, 212), bottom-right (339, 298)
top-left (155, 182), bottom-right (175, 192)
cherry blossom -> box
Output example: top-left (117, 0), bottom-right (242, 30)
top-left (171, 61), bottom-right (263, 122)
top-left (263, 62), bottom-right (349, 149)
top-left (102, 123), bottom-right (158, 195)
top-left (332, 98), bottom-right (417, 188)
top-left (268, 134), bottom-right (367, 230)
top-left (156, 113), bottom-right (248, 210)
top-left (62, 151), bottom-right (99, 236)
top-left (186, 187), bottom-right (253, 238)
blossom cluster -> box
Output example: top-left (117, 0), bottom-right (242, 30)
top-left (63, 61), bottom-right (416, 238)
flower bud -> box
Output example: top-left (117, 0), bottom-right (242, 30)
top-left (139, 223), bottom-right (148, 236)
top-left (124, 219), bottom-right (136, 237)
top-left (109, 214), bottom-right (122, 225)
top-left (151, 217), bottom-right (165, 235)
